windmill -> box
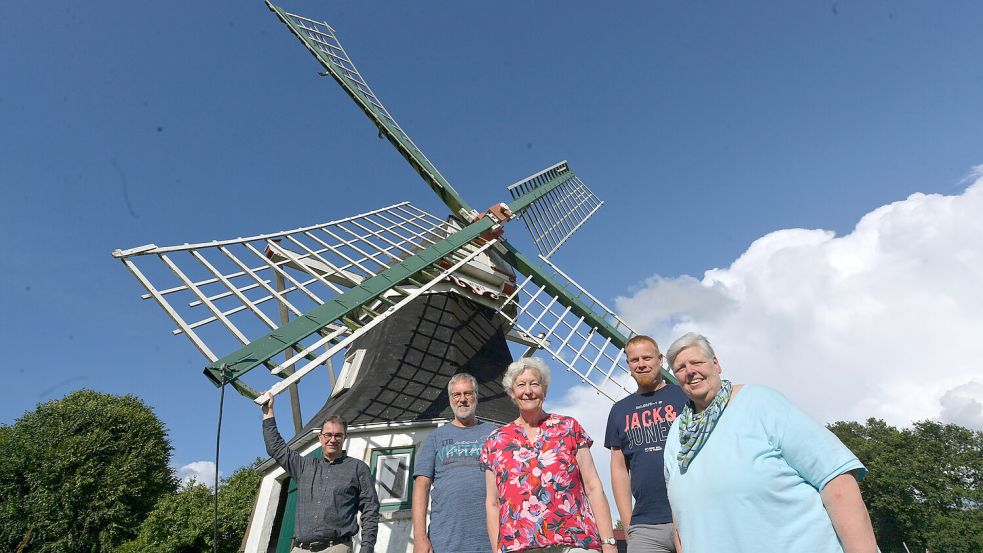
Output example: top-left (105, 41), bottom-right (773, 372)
top-left (113, 3), bottom-right (674, 552)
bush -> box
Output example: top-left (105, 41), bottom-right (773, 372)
top-left (0, 390), bottom-right (175, 552)
top-left (119, 461), bottom-right (263, 553)
top-left (829, 419), bottom-right (983, 553)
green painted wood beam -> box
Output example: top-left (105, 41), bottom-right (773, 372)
top-left (507, 171), bottom-right (575, 214)
top-left (499, 241), bottom-right (679, 386)
top-left (498, 241), bottom-right (628, 348)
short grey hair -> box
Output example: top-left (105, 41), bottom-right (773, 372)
top-left (321, 415), bottom-right (348, 435)
top-left (502, 357), bottom-right (551, 396)
top-left (666, 332), bottom-right (716, 370)
top-left (447, 372), bottom-right (478, 398)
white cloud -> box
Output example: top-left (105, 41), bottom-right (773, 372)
top-left (175, 460), bottom-right (221, 488)
top-left (939, 381), bottom-right (983, 430)
top-left (609, 172), bottom-right (983, 430)
top-left (548, 171), bottom-right (983, 522)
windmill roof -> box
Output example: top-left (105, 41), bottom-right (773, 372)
top-left (286, 291), bottom-right (517, 448)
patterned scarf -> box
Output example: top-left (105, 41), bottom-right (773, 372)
top-left (677, 379), bottom-right (733, 472)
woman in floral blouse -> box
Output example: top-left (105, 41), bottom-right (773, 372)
top-left (480, 357), bottom-right (618, 553)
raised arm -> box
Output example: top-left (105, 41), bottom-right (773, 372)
top-left (609, 447), bottom-right (633, 528)
top-left (259, 392), bottom-right (303, 477)
top-left (484, 469), bottom-right (500, 553)
top-left (412, 476), bottom-right (434, 553)
top-left (821, 472), bottom-right (877, 553)
top-left (577, 447), bottom-right (618, 553)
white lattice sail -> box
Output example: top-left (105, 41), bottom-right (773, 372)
top-left (502, 254), bottom-right (640, 402)
top-left (507, 161), bottom-right (604, 259)
top-left (113, 202), bottom-right (480, 397)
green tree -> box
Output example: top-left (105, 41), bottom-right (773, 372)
top-left (0, 389), bottom-right (175, 553)
top-left (829, 419), bottom-right (983, 553)
top-left (119, 461), bottom-right (263, 553)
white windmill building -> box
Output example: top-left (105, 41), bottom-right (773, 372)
top-left (114, 3), bottom-right (676, 552)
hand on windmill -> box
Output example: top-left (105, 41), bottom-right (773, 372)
top-left (259, 391), bottom-right (275, 419)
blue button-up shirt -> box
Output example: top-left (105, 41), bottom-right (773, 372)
top-left (263, 418), bottom-right (380, 551)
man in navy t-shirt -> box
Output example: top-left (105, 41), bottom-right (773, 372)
top-left (605, 335), bottom-right (687, 553)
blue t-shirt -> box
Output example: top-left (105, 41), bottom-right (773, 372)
top-left (603, 384), bottom-right (687, 525)
top-left (664, 385), bottom-right (866, 552)
top-left (413, 421), bottom-right (496, 553)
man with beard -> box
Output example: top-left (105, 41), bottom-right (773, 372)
top-left (604, 336), bottom-right (687, 553)
top-left (412, 373), bottom-right (496, 553)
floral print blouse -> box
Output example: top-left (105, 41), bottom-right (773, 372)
top-left (480, 413), bottom-right (601, 553)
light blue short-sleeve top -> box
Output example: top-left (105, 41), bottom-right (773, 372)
top-left (664, 385), bottom-right (866, 553)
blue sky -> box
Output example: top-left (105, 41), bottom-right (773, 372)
top-left (3, 1), bottom-right (983, 483)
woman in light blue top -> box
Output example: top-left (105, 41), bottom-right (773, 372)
top-left (663, 333), bottom-right (877, 553)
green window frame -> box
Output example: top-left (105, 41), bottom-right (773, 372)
top-left (370, 446), bottom-right (415, 512)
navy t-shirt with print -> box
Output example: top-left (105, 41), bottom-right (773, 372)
top-left (604, 384), bottom-right (687, 525)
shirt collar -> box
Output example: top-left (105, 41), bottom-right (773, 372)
top-left (322, 450), bottom-right (348, 464)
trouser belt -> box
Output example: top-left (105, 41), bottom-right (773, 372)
top-left (294, 535), bottom-right (352, 550)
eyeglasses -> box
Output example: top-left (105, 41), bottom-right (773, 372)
top-left (319, 432), bottom-right (346, 441)
top-left (450, 391), bottom-right (475, 400)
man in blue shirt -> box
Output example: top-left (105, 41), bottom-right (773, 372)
top-left (412, 373), bottom-right (496, 553)
top-left (261, 392), bottom-right (380, 553)
top-left (604, 336), bottom-right (687, 553)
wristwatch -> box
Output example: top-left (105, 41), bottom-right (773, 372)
top-left (601, 537), bottom-right (617, 546)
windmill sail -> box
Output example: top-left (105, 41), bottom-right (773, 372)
top-left (112, 202), bottom-right (504, 399)
top-left (504, 251), bottom-right (680, 401)
top-left (264, 3), bottom-right (667, 403)
top-left (507, 161), bottom-right (604, 259)
top-left (501, 179), bottom-right (678, 399)
top-left (266, 1), bottom-right (474, 219)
